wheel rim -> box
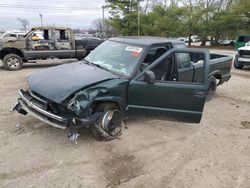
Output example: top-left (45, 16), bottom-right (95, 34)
top-left (101, 110), bottom-right (122, 136)
top-left (7, 57), bottom-right (20, 68)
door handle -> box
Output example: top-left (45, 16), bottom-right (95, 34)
top-left (194, 91), bottom-right (206, 98)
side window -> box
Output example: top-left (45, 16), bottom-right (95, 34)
top-left (55, 30), bottom-right (70, 41)
top-left (43, 30), bottom-right (50, 40)
top-left (175, 53), bottom-right (191, 69)
top-left (138, 54), bottom-right (173, 82)
top-left (30, 30), bottom-right (46, 41)
top-left (143, 44), bottom-right (171, 65)
top-left (139, 52), bottom-right (205, 84)
top-left (176, 52), bottom-right (205, 83)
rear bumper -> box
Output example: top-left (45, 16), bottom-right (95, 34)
top-left (219, 73), bottom-right (231, 85)
top-left (12, 90), bottom-right (100, 129)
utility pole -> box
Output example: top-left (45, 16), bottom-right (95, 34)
top-left (102, 6), bottom-right (105, 38)
top-left (39, 13), bottom-right (43, 27)
top-left (137, 0), bottom-right (141, 36)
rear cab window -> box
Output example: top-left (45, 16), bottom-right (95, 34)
top-left (143, 43), bottom-right (172, 65)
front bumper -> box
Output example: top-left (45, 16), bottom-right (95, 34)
top-left (237, 57), bottom-right (250, 65)
top-left (12, 90), bottom-right (100, 129)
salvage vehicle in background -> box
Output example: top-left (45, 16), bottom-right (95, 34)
top-left (235, 35), bottom-right (250, 50)
top-left (12, 37), bottom-right (232, 141)
top-left (0, 26), bottom-right (102, 71)
top-left (211, 39), bottom-right (235, 46)
top-left (234, 41), bottom-right (250, 69)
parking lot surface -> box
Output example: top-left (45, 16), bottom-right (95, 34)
top-left (0, 50), bottom-right (250, 188)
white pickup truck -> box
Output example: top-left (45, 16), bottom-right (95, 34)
top-left (234, 42), bottom-right (250, 69)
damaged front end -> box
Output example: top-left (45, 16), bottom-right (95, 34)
top-left (12, 89), bottom-right (103, 130)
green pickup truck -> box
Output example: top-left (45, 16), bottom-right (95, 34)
top-left (12, 37), bottom-right (232, 141)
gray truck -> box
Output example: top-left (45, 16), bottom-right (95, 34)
top-left (0, 26), bottom-right (102, 71)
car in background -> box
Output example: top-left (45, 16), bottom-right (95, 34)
top-left (235, 35), bottom-right (250, 50)
top-left (177, 37), bottom-right (186, 42)
top-left (75, 37), bottom-right (104, 55)
top-left (211, 39), bottom-right (235, 46)
top-left (183, 35), bottom-right (201, 43)
top-left (1, 31), bottom-right (26, 38)
top-left (234, 41), bottom-right (250, 69)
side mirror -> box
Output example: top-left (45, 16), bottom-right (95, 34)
top-left (144, 70), bottom-right (155, 83)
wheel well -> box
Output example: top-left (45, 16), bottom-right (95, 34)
top-left (0, 48), bottom-right (24, 60)
top-left (92, 101), bottom-right (122, 112)
top-left (212, 74), bottom-right (221, 85)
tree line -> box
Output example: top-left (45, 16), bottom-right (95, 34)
top-left (101, 0), bottom-right (250, 45)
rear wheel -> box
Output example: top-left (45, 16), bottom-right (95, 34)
top-left (3, 54), bottom-right (23, 71)
top-left (91, 103), bottom-right (123, 141)
top-left (206, 77), bottom-right (217, 101)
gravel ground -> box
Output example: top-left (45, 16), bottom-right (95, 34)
top-left (0, 50), bottom-right (250, 188)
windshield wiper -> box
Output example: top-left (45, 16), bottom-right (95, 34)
top-left (83, 60), bottom-right (110, 72)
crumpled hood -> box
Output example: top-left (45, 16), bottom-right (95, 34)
top-left (28, 62), bottom-right (119, 103)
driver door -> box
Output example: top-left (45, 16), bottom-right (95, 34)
top-left (24, 29), bottom-right (75, 60)
top-left (127, 48), bottom-right (209, 123)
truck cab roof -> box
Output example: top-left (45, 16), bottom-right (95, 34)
top-left (30, 26), bottom-right (72, 31)
top-left (109, 36), bottom-right (185, 47)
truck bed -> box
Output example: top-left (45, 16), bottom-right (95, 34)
top-left (191, 53), bottom-right (233, 84)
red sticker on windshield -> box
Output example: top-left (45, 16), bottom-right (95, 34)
top-left (131, 51), bottom-right (140, 57)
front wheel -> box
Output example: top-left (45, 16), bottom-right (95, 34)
top-left (3, 54), bottom-right (23, 71)
top-left (91, 103), bottom-right (123, 141)
top-left (234, 60), bottom-right (243, 69)
top-left (234, 54), bottom-right (243, 69)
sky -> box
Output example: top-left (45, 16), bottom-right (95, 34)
top-left (0, 0), bottom-right (107, 31)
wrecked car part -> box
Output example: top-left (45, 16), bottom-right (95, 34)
top-left (68, 132), bottom-right (80, 144)
top-left (68, 123), bottom-right (80, 143)
top-left (27, 62), bottom-right (119, 103)
top-left (91, 108), bottom-right (123, 141)
top-left (13, 89), bottom-right (108, 131)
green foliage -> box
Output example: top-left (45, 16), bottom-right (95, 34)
top-left (105, 0), bottom-right (250, 42)
top-left (106, 0), bottom-right (139, 35)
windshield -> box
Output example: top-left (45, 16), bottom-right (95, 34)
top-left (84, 40), bottom-right (145, 77)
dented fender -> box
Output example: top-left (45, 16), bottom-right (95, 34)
top-left (67, 79), bottom-right (129, 117)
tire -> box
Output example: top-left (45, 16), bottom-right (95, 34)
top-left (3, 54), bottom-right (23, 71)
top-left (229, 41), bottom-right (235, 46)
top-left (91, 103), bottom-right (123, 141)
top-left (206, 77), bottom-right (217, 102)
top-left (234, 54), bottom-right (243, 69)
top-left (234, 59), bottom-right (243, 69)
